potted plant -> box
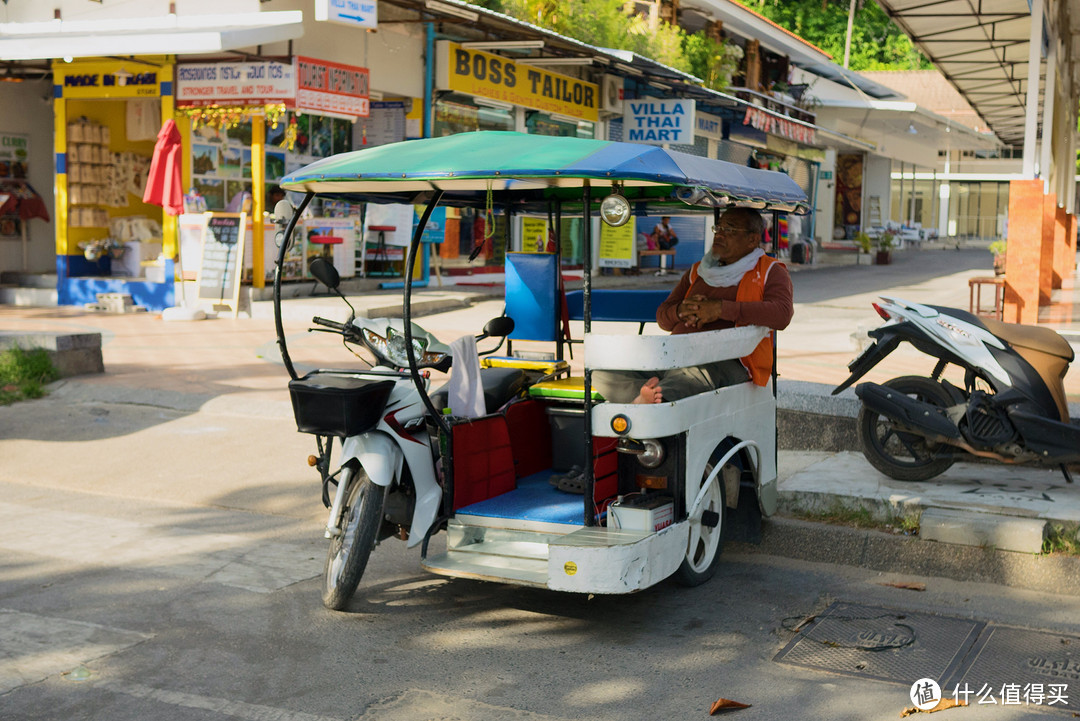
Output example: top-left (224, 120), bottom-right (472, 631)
top-left (854, 231), bottom-right (873, 254)
top-left (875, 230), bottom-right (895, 265)
top-left (988, 240), bottom-right (1007, 275)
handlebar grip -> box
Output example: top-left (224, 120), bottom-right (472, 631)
top-left (312, 316), bottom-right (348, 332)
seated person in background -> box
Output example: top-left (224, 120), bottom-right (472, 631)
top-left (593, 208), bottom-right (794, 404)
top-left (651, 216), bottom-right (679, 250)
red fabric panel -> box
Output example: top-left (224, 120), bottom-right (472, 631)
top-left (593, 436), bottom-right (619, 502)
top-left (451, 416), bottom-right (516, 510)
top-left (504, 399), bottom-right (551, 479)
top-left (143, 119), bottom-right (183, 216)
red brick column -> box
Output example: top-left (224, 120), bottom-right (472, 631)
top-left (1040, 193), bottom-right (1056, 305)
top-left (1004, 180), bottom-right (1045, 323)
top-left (1053, 205), bottom-right (1068, 289)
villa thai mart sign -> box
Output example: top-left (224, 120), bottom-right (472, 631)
top-left (435, 41), bottom-right (599, 123)
top-left (315, 0), bottom-right (377, 29)
top-left (295, 56), bottom-right (370, 119)
top-left (53, 60), bottom-right (162, 99)
top-left (623, 99), bottom-right (695, 144)
top-left (176, 61), bottom-right (294, 107)
top-left (743, 106), bottom-right (816, 146)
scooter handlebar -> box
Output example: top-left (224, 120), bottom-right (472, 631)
top-left (311, 316), bottom-right (348, 333)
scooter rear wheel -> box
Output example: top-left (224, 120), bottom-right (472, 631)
top-left (322, 471), bottom-right (383, 610)
top-left (858, 376), bottom-right (956, 482)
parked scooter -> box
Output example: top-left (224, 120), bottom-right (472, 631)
top-left (286, 257), bottom-right (513, 609)
top-left (833, 296), bottom-right (1079, 482)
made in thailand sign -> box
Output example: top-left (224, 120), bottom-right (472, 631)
top-left (623, 99), bottom-right (695, 144)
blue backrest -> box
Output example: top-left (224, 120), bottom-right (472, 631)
top-left (564, 289), bottom-right (670, 324)
top-left (505, 252), bottom-right (558, 341)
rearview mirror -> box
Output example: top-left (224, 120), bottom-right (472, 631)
top-left (483, 316), bottom-right (515, 338)
top-left (309, 257), bottom-right (340, 290)
top-left (272, 199), bottom-right (294, 226)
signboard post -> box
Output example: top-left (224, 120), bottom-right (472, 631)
top-left (196, 212), bottom-right (247, 317)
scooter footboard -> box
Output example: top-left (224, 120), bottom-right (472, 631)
top-left (1009, 410), bottom-right (1080, 462)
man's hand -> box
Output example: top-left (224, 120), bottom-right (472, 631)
top-left (677, 294), bottom-right (722, 328)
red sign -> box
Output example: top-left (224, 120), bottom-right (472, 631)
top-left (295, 56), bottom-right (370, 118)
top-left (743, 106), bottom-right (816, 146)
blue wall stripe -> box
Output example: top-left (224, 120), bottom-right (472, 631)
top-left (55, 153), bottom-right (66, 174)
top-left (53, 84), bottom-right (62, 98)
top-left (160, 81), bottom-right (172, 96)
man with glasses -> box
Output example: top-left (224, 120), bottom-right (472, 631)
top-left (593, 208), bottom-right (794, 404)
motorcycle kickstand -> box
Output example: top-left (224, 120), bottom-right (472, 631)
top-left (1061, 464), bottom-right (1074, 484)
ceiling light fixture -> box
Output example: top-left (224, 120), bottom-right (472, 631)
top-left (473, 96), bottom-right (513, 111)
top-left (423, 0), bottom-right (479, 22)
top-left (907, 122), bottom-right (918, 134)
top-left (517, 57), bottom-right (594, 66)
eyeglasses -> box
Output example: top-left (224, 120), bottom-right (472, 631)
top-left (712, 225), bottom-right (755, 235)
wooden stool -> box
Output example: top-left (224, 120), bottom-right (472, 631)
top-left (968, 276), bottom-right (1005, 319)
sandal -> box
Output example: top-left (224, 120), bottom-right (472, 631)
top-left (549, 466), bottom-right (585, 494)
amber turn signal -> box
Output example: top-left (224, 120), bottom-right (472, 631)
top-left (307, 455), bottom-right (318, 467)
top-left (610, 414), bottom-right (630, 434)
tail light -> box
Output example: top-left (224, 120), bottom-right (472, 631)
top-left (872, 302), bottom-right (891, 320)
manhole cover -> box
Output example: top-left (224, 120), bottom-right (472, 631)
top-left (774, 602), bottom-right (984, 686)
top-left (942, 625), bottom-right (1080, 715)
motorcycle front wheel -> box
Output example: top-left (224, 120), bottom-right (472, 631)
top-left (857, 375), bottom-right (956, 482)
top-left (322, 470), bottom-right (384, 610)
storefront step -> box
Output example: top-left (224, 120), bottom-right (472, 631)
top-left (0, 272), bottom-right (57, 289)
top-left (0, 286), bottom-right (57, 307)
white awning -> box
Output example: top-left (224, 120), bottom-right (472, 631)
top-left (0, 11), bottom-right (304, 61)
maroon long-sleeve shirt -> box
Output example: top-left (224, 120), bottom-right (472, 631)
top-left (656, 262), bottom-right (794, 334)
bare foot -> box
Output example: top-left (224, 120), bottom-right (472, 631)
top-left (633, 377), bottom-right (663, 404)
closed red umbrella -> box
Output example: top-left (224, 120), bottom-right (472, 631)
top-left (143, 119), bottom-right (183, 215)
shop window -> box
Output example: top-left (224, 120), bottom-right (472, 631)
top-left (525, 111), bottom-right (593, 139)
top-left (434, 93), bottom-right (514, 136)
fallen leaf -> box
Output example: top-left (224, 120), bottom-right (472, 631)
top-left (710, 697), bottom-right (751, 714)
top-left (900, 698), bottom-right (968, 716)
top-left (881, 581), bottom-right (927, 592)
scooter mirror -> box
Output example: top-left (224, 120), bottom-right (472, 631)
top-left (483, 316), bottom-right (515, 337)
top-left (309, 257), bottom-right (340, 290)
top-left (272, 199), bottom-right (295, 226)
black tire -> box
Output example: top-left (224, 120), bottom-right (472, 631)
top-left (674, 461), bottom-right (727, 587)
top-left (322, 471), bottom-right (384, 610)
top-left (858, 376), bottom-right (956, 482)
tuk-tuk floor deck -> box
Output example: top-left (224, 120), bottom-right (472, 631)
top-left (456, 470), bottom-right (584, 526)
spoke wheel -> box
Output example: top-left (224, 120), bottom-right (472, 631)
top-left (674, 461), bottom-right (727, 587)
top-left (322, 471), bottom-right (384, 610)
top-left (858, 376), bottom-right (956, 482)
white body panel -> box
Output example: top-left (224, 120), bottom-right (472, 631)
top-left (585, 326), bottom-right (769, 371)
top-left (546, 524), bottom-right (687, 593)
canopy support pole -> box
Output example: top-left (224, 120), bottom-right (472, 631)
top-left (582, 181), bottom-right (595, 526)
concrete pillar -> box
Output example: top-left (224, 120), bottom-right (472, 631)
top-left (1004, 179), bottom-right (1045, 323)
top-left (746, 40), bottom-right (761, 92)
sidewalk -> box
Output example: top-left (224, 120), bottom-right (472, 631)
top-left (2, 246), bottom-right (1079, 594)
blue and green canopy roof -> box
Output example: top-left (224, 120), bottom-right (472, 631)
top-left (281, 131), bottom-right (809, 214)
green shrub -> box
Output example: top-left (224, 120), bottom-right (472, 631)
top-left (0, 347), bottom-right (59, 405)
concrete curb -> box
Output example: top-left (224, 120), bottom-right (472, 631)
top-left (777, 380), bottom-right (860, 452)
top-left (733, 516), bottom-right (1080, 597)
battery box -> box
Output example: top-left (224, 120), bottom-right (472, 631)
top-left (608, 494), bottom-right (674, 532)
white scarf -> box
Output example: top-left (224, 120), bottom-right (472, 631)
top-left (696, 247), bottom-right (765, 287)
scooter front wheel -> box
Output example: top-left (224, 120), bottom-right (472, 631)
top-left (322, 470), bottom-right (384, 610)
top-left (858, 376), bottom-right (956, 482)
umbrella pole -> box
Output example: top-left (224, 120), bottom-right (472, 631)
top-left (20, 219), bottom-right (27, 271)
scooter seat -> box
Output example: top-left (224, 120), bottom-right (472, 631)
top-left (982, 318), bottom-right (1075, 361)
top-left (430, 367), bottom-right (527, 415)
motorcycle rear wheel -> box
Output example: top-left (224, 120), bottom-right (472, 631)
top-left (322, 471), bottom-right (383, 610)
top-left (858, 376), bottom-right (956, 482)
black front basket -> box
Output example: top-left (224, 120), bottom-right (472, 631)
top-left (288, 371), bottom-right (396, 437)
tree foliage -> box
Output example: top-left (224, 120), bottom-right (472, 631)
top-left (748, 0), bottom-right (931, 71)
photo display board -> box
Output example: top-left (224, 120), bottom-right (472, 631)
top-left (196, 212), bottom-right (247, 316)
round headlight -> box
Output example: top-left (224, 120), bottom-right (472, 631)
top-left (600, 193), bottom-right (631, 227)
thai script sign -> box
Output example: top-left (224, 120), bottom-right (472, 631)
top-left (743, 106), bottom-right (816, 145)
top-left (295, 56), bottom-right (370, 118)
top-left (176, 61), bottom-right (294, 107)
top-left (436, 41), bottom-right (598, 122)
top-left (623, 99), bottom-right (695, 144)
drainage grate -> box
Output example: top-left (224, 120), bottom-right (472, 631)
top-left (942, 625), bottom-right (1080, 714)
top-left (774, 602), bottom-right (985, 686)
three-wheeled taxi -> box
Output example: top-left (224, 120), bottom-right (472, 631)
top-left (274, 131), bottom-right (809, 609)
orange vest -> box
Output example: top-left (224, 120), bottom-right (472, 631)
top-left (687, 254), bottom-right (781, 386)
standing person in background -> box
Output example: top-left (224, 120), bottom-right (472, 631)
top-left (651, 216), bottom-right (679, 250)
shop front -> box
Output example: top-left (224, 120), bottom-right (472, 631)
top-left (52, 57), bottom-right (175, 309)
top-left (175, 55), bottom-right (369, 292)
top-left (433, 41), bottom-right (600, 268)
